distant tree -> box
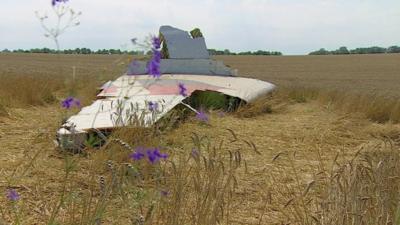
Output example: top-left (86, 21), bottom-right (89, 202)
top-left (43, 48), bottom-right (52, 53)
top-left (252, 50), bottom-right (282, 55)
top-left (310, 46), bottom-right (398, 55)
top-left (208, 49), bottom-right (225, 55)
top-left (237, 50), bottom-right (281, 55)
top-left (238, 51), bottom-right (251, 55)
top-left (5, 47), bottom-right (283, 56)
top-left (271, 51), bottom-right (281, 55)
top-left (253, 50), bottom-right (265, 55)
top-left (13, 49), bottom-right (25, 53)
top-left (350, 46), bottom-right (386, 54)
top-left (223, 49), bottom-right (231, 55)
top-left (80, 48), bottom-right (92, 54)
top-left (95, 49), bottom-right (107, 54)
top-left (63, 49), bottom-right (74, 54)
top-left (309, 48), bottom-right (331, 55)
top-left (386, 46), bottom-right (400, 53)
top-left (350, 48), bottom-right (361, 54)
top-left (333, 46), bottom-right (349, 55)
top-left (368, 46), bottom-right (387, 54)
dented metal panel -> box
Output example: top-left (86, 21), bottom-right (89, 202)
top-left (98, 74), bottom-right (275, 102)
top-left (60, 95), bottom-right (185, 133)
top-left (60, 74), bottom-right (275, 134)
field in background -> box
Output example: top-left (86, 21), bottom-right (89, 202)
top-left (2, 53), bottom-right (399, 122)
top-left (1, 53), bottom-right (400, 224)
top-left (0, 53), bottom-right (129, 107)
top-left (218, 54), bottom-right (400, 123)
top-left (1, 53), bottom-right (400, 104)
top-left (218, 54), bottom-right (400, 97)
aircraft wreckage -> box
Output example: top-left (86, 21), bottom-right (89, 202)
top-left (57, 25), bottom-right (276, 150)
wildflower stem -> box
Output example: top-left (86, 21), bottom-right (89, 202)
top-left (12, 202), bottom-right (21, 225)
top-left (48, 156), bottom-right (73, 224)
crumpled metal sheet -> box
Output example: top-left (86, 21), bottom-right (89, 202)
top-left (59, 74), bottom-right (275, 134)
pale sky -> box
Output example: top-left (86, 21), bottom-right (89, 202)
top-left (0, 0), bottom-right (399, 55)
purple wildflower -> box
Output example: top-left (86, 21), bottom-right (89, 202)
top-left (6, 189), bottom-right (20, 201)
top-left (153, 148), bottom-right (168, 159)
top-left (130, 147), bottom-right (146, 161)
top-left (52, 0), bottom-right (68, 6)
top-left (146, 149), bottom-right (158, 164)
top-left (191, 148), bottom-right (199, 158)
top-left (160, 190), bottom-right (169, 197)
top-left (152, 50), bottom-right (162, 64)
top-left (61, 97), bottom-right (80, 109)
top-left (147, 36), bottom-right (162, 78)
top-left (152, 37), bottom-right (161, 50)
top-left (130, 151), bottom-right (145, 161)
top-left (178, 82), bottom-right (188, 97)
top-left (62, 97), bottom-right (73, 109)
top-left (196, 109), bottom-right (209, 123)
top-left (147, 59), bottom-right (161, 78)
top-left (130, 147), bottom-right (168, 164)
top-left (148, 101), bottom-right (159, 112)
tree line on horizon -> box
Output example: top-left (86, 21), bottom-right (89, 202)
top-left (0, 47), bottom-right (283, 56)
top-left (0, 48), bottom-right (145, 55)
top-left (309, 46), bottom-right (400, 55)
top-left (208, 49), bottom-right (282, 56)
top-left (6, 46), bottom-right (399, 56)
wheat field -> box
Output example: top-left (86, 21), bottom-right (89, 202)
top-left (0, 53), bottom-right (400, 224)
top-left (219, 54), bottom-right (400, 96)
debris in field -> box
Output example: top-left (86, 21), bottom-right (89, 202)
top-left (127, 25), bottom-right (232, 76)
top-left (160, 25), bottom-right (210, 59)
top-left (56, 25), bottom-right (276, 150)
